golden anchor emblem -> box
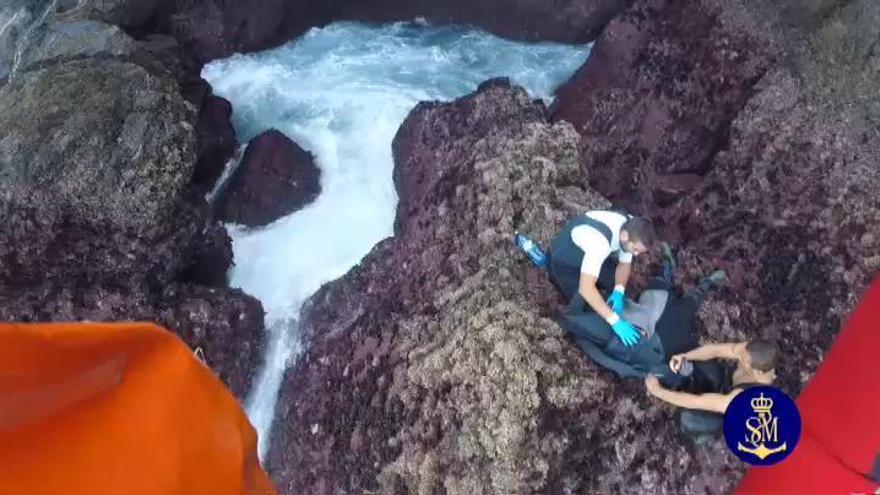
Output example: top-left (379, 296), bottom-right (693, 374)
top-left (737, 393), bottom-right (787, 460)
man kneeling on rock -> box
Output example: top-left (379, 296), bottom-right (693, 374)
top-left (554, 244), bottom-right (780, 438)
top-left (539, 209), bottom-right (658, 347)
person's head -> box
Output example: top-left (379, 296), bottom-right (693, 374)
top-left (736, 339), bottom-right (780, 381)
top-left (619, 217), bottom-right (656, 256)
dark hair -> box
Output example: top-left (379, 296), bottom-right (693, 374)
top-left (622, 217), bottom-right (657, 247)
top-left (746, 340), bottom-right (780, 372)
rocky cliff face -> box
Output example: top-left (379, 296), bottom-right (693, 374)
top-left (0, 53), bottom-right (264, 399)
top-left (265, 80), bottom-right (744, 494)
top-left (146, 0), bottom-right (631, 64)
top-left (550, 0), bottom-right (772, 215)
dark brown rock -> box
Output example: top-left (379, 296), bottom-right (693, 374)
top-left (218, 129), bottom-right (321, 227)
top-left (72, 0), bottom-right (164, 30)
top-left (148, 0), bottom-right (630, 64)
top-left (178, 217), bottom-right (234, 287)
top-left (264, 0), bottom-right (880, 490)
top-left (151, 0), bottom-right (335, 63)
top-left (193, 92), bottom-right (236, 192)
top-left (156, 283), bottom-right (266, 398)
top-left (550, 0), bottom-right (772, 215)
top-left (340, 0), bottom-right (633, 44)
top-left (0, 56), bottom-right (264, 399)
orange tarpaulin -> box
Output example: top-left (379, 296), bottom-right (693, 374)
top-left (0, 322), bottom-right (276, 495)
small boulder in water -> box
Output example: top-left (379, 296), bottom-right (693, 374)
top-left (218, 129), bottom-right (321, 227)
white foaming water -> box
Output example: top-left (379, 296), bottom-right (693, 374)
top-left (202, 21), bottom-right (590, 457)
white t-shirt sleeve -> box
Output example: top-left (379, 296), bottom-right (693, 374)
top-left (618, 250), bottom-right (633, 264)
top-left (571, 225), bottom-right (613, 276)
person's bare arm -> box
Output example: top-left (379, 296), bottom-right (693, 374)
top-left (646, 376), bottom-right (742, 413)
top-left (679, 343), bottom-right (740, 362)
top-left (614, 261), bottom-right (631, 289)
top-left (578, 273), bottom-right (616, 321)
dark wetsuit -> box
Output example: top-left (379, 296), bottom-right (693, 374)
top-left (679, 361), bottom-right (763, 437)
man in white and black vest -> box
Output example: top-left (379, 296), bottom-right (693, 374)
top-left (546, 210), bottom-right (657, 347)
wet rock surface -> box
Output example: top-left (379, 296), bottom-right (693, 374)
top-left (0, 55), bottom-right (265, 399)
top-left (340, 0), bottom-right (632, 44)
top-left (1, 0), bottom-right (877, 490)
top-left (218, 129), bottom-right (321, 228)
top-left (192, 92), bottom-right (236, 192)
top-left (146, 0), bottom-right (628, 64)
top-left (147, 0), bottom-right (334, 64)
top-left (550, 0), bottom-right (773, 215)
top-left (0, 58), bottom-right (194, 234)
top-left (11, 19), bottom-right (138, 73)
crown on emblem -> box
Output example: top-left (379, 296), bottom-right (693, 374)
top-left (750, 393), bottom-right (773, 413)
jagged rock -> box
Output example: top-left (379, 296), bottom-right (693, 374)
top-left (12, 19), bottom-right (137, 73)
top-left (341, 0), bottom-right (633, 44)
top-left (72, 0), bottom-right (164, 29)
top-left (0, 56), bottom-right (264, 398)
top-left (150, 0), bottom-right (312, 63)
top-left (156, 283), bottom-right (266, 398)
top-left (0, 0), bottom-right (59, 80)
top-left (0, 58), bottom-right (196, 236)
top-left (218, 129), bottom-right (320, 227)
top-left (791, 0), bottom-right (880, 128)
top-left (149, 0), bottom-right (629, 64)
top-left (0, 0), bottom-right (166, 80)
top-left (193, 92), bottom-right (236, 192)
top-left (550, 0), bottom-right (772, 214)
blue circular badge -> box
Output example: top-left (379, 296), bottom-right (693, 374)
top-left (723, 385), bottom-right (801, 466)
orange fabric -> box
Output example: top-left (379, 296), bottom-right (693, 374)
top-left (0, 322), bottom-right (276, 495)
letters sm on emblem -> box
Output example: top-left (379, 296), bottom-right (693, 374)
top-left (723, 386), bottom-right (802, 466)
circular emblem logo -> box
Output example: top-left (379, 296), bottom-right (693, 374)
top-left (723, 385), bottom-right (801, 466)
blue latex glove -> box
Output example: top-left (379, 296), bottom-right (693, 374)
top-left (611, 319), bottom-right (641, 347)
top-left (606, 289), bottom-right (625, 316)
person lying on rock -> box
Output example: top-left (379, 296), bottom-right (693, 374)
top-left (556, 243), bottom-right (728, 383)
top-left (645, 339), bottom-right (779, 438)
top-left (541, 209), bottom-right (657, 347)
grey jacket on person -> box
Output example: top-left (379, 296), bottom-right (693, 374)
top-left (622, 289), bottom-right (669, 338)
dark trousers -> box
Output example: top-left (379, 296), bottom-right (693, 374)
top-left (654, 296), bottom-right (701, 357)
top-left (555, 254), bottom-right (707, 358)
top-left (547, 253), bottom-right (618, 303)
